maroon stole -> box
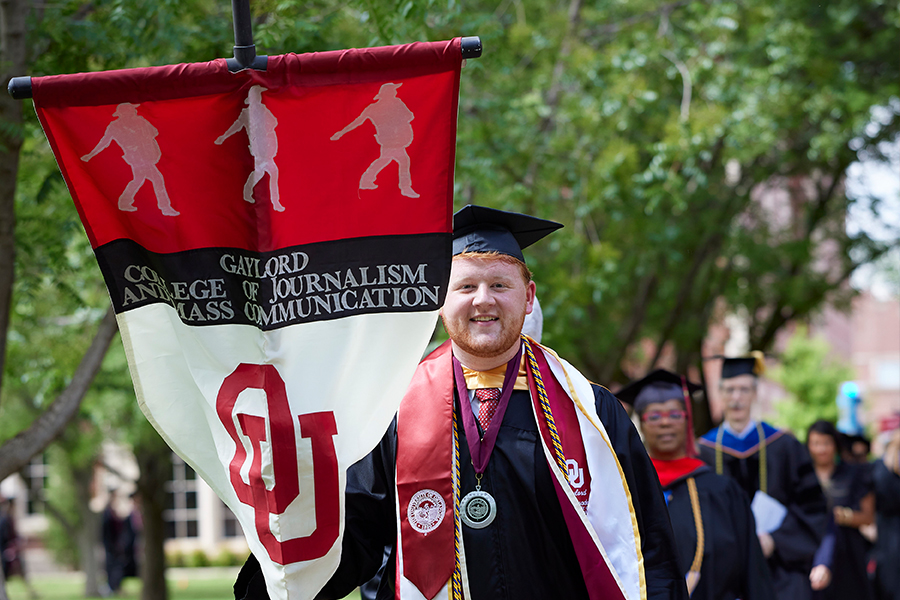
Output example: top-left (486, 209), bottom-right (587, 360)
top-left (527, 344), bottom-right (623, 600)
top-left (396, 342), bottom-right (456, 599)
top-left (397, 340), bottom-right (629, 600)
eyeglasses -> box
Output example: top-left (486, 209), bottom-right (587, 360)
top-left (641, 410), bottom-right (686, 423)
top-left (721, 385), bottom-right (754, 396)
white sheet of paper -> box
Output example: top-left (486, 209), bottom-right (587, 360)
top-left (752, 490), bottom-right (788, 534)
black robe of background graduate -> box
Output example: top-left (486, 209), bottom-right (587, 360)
top-left (811, 461), bottom-right (874, 599)
top-left (235, 385), bottom-right (685, 600)
top-left (872, 452), bottom-right (900, 600)
top-left (698, 425), bottom-right (828, 600)
top-left (661, 463), bottom-right (774, 600)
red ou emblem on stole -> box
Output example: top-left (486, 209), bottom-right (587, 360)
top-left (216, 363), bottom-right (340, 564)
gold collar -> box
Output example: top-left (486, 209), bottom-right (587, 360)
top-left (460, 352), bottom-right (529, 390)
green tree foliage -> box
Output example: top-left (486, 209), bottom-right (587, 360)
top-left (0, 2), bottom-right (896, 597)
top-left (430, 0), bottom-right (898, 383)
top-left (767, 325), bottom-right (853, 440)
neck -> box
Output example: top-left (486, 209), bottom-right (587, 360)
top-left (726, 417), bottom-right (751, 433)
top-left (814, 462), bottom-right (835, 481)
top-left (450, 340), bottom-right (521, 372)
top-left (649, 449), bottom-right (687, 462)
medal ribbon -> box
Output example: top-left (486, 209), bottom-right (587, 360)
top-left (452, 343), bottom-right (523, 473)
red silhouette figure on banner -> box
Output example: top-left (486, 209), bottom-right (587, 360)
top-left (215, 85), bottom-right (284, 212)
top-left (331, 82), bottom-right (419, 198)
top-left (82, 103), bottom-right (179, 216)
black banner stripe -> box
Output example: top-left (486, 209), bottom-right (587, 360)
top-left (95, 233), bottom-right (451, 330)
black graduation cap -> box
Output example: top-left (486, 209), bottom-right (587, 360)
top-left (452, 205), bottom-right (563, 263)
top-left (616, 369), bottom-right (702, 415)
top-left (720, 352), bottom-right (766, 379)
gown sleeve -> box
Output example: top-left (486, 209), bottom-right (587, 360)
top-left (812, 518), bottom-right (837, 568)
top-left (730, 478), bottom-right (778, 600)
top-left (315, 419), bottom-right (398, 599)
top-left (592, 384), bottom-right (688, 600)
top-left (768, 435), bottom-right (828, 568)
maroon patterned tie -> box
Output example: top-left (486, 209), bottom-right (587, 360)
top-left (475, 388), bottom-right (501, 430)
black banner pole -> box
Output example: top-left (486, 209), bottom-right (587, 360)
top-left (226, 0), bottom-right (267, 72)
top-left (7, 32), bottom-right (482, 99)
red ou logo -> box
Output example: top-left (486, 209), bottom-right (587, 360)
top-left (216, 363), bottom-right (339, 564)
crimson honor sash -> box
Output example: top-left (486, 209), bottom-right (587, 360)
top-left (31, 39), bottom-right (464, 600)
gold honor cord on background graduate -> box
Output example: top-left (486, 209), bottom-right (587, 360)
top-left (29, 38), bottom-right (466, 600)
top-left (685, 477), bottom-right (705, 595)
top-left (715, 422), bottom-right (768, 494)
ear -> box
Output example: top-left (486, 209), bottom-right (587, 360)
top-left (524, 280), bottom-right (536, 314)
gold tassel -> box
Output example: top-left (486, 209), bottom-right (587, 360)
top-left (686, 571), bottom-right (701, 595)
top-left (750, 350), bottom-right (766, 376)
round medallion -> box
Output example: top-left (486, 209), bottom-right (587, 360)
top-left (407, 489), bottom-right (446, 534)
top-left (460, 490), bottom-right (497, 529)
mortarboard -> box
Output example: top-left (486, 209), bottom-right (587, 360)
top-left (616, 369), bottom-right (702, 415)
top-left (452, 205), bottom-right (563, 263)
top-left (720, 352), bottom-right (766, 379)
top-left (616, 368), bottom-right (702, 457)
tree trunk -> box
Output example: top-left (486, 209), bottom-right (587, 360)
top-left (136, 439), bottom-right (171, 600)
top-left (0, 0), bottom-right (26, 397)
top-left (74, 464), bottom-right (102, 597)
top-left (0, 0), bottom-right (27, 591)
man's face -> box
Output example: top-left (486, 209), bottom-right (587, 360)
top-left (441, 255), bottom-right (535, 363)
top-left (639, 399), bottom-right (687, 459)
top-left (720, 374), bottom-right (757, 426)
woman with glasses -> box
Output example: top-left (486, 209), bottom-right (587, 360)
top-left (618, 369), bottom-right (774, 600)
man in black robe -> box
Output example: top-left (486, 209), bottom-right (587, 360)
top-left (618, 369), bottom-right (774, 600)
top-left (235, 205), bottom-right (685, 600)
top-left (698, 356), bottom-right (827, 600)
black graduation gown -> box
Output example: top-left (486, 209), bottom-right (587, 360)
top-left (872, 459), bottom-right (900, 600)
top-left (698, 424), bottom-right (828, 600)
top-left (235, 384), bottom-right (686, 600)
top-left (811, 462), bottom-right (874, 600)
top-left (662, 465), bottom-right (775, 600)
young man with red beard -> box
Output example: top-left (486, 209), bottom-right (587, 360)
top-left (235, 205), bottom-right (685, 600)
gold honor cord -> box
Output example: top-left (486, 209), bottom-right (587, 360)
top-left (757, 422), bottom-right (767, 495)
top-left (715, 422), bottom-right (768, 495)
top-left (523, 337), bottom-right (569, 481)
top-left (685, 477), bottom-right (704, 596)
top-left (450, 338), bottom-right (568, 600)
top-left (452, 402), bottom-right (463, 600)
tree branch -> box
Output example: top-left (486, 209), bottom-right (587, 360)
top-left (0, 308), bottom-right (118, 481)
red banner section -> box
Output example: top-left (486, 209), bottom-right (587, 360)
top-left (34, 40), bottom-right (461, 254)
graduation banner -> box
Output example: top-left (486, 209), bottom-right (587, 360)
top-left (31, 38), bottom-right (463, 600)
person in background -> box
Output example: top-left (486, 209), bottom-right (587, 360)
top-left (120, 492), bottom-right (142, 583)
top-left (101, 491), bottom-right (125, 596)
top-left (0, 497), bottom-right (38, 599)
top-left (842, 433), bottom-right (872, 466)
top-left (871, 429), bottom-right (900, 600)
top-left (619, 368), bottom-right (774, 600)
top-left (698, 355), bottom-right (827, 600)
top-left (806, 419), bottom-right (874, 600)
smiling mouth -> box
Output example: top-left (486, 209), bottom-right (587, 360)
top-left (471, 316), bottom-right (498, 322)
